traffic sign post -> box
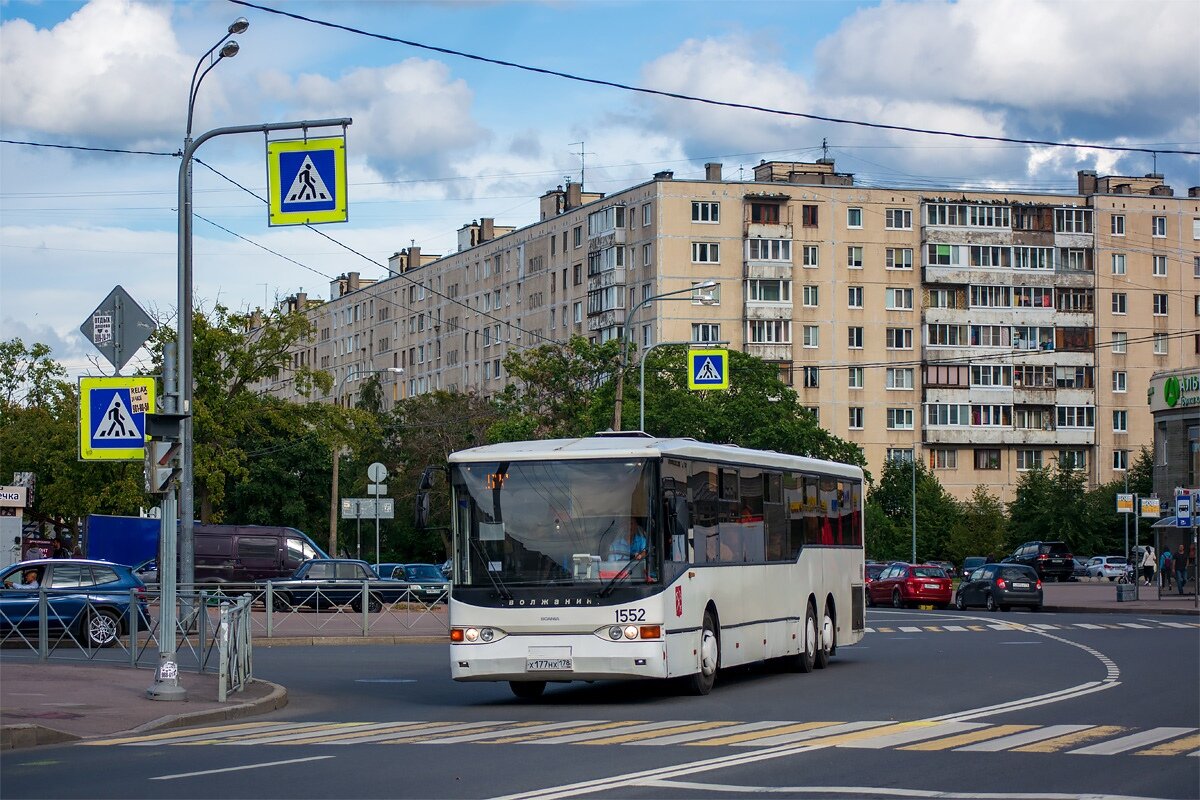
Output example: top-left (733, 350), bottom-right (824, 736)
top-left (78, 376), bottom-right (157, 461)
top-left (688, 349), bottom-right (729, 391)
top-left (78, 286), bottom-right (157, 374)
top-left (368, 463), bottom-right (389, 568)
top-left (267, 135), bottom-right (348, 226)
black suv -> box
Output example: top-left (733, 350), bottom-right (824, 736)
top-left (1004, 541), bottom-right (1074, 582)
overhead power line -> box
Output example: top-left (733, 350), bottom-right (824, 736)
top-left (228, 0), bottom-right (1199, 157)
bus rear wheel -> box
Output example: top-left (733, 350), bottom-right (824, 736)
top-left (789, 604), bottom-right (817, 673)
top-left (814, 605), bottom-right (834, 669)
top-left (509, 681), bottom-right (546, 700)
top-left (687, 611), bottom-right (719, 695)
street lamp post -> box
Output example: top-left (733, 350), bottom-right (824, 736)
top-left (328, 368), bottom-right (403, 557)
top-left (612, 281), bottom-right (717, 431)
top-left (639, 339), bottom-right (729, 432)
top-left (149, 17), bottom-right (249, 702)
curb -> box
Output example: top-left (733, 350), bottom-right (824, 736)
top-left (257, 635), bottom-right (445, 646)
top-left (0, 678), bottom-right (288, 751)
top-left (1042, 605), bottom-right (1199, 617)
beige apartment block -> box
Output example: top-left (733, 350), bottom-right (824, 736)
top-left (253, 162), bottom-right (1200, 501)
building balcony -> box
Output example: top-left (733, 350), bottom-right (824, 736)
top-left (744, 302), bottom-right (792, 321)
top-left (745, 343), bottom-right (793, 361)
top-left (923, 228), bottom-right (1012, 246)
top-left (587, 228), bottom-right (626, 250)
top-left (745, 222), bottom-right (792, 240)
top-left (744, 261), bottom-right (793, 280)
top-left (585, 309), bottom-right (622, 332)
top-left (586, 268), bottom-right (626, 291)
top-left (922, 427), bottom-right (1094, 446)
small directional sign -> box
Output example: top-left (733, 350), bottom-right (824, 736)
top-left (688, 349), bottom-right (729, 391)
top-left (79, 376), bottom-right (156, 461)
top-left (78, 286), bottom-right (157, 373)
top-left (1177, 490), bottom-right (1193, 528)
top-left (267, 136), bottom-right (348, 226)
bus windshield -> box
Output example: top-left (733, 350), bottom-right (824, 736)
top-left (451, 459), bottom-right (658, 588)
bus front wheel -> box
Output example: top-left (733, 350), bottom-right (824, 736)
top-left (687, 611), bottom-right (719, 695)
top-left (509, 681), bottom-right (546, 700)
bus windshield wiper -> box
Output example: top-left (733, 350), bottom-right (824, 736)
top-left (598, 556), bottom-right (641, 598)
top-left (468, 537), bottom-right (511, 601)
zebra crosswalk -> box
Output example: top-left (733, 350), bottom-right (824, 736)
top-left (81, 719), bottom-right (1200, 756)
top-left (865, 621), bottom-right (1200, 634)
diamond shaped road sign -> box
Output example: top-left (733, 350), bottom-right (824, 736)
top-left (79, 285), bottom-right (157, 373)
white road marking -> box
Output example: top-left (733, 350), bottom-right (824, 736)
top-left (1117, 623), bottom-right (1151, 629)
top-left (428, 720), bottom-right (587, 743)
top-left (1075, 623), bottom-right (1104, 629)
top-left (899, 626), bottom-right (922, 633)
top-left (529, 720), bottom-right (697, 744)
top-left (150, 756), bottom-right (333, 781)
top-left (639, 779), bottom-right (1171, 799)
top-left (127, 722), bottom-right (315, 746)
top-left (630, 720), bottom-right (788, 746)
top-left (1068, 727), bottom-right (1196, 755)
top-left (333, 720), bottom-right (504, 744)
top-left (838, 722), bottom-right (983, 749)
top-left (956, 725), bottom-right (1094, 752)
top-left (943, 625), bottom-right (967, 631)
top-left (729, 721), bottom-right (887, 748)
top-left (1161, 621), bottom-right (1192, 629)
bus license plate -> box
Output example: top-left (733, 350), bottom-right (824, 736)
top-left (527, 646), bottom-right (572, 672)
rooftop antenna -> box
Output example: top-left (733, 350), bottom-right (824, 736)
top-left (568, 141), bottom-right (593, 189)
top-left (738, 164), bottom-right (745, 181)
top-left (1152, 151), bottom-right (1158, 174)
top-left (821, 137), bottom-right (829, 161)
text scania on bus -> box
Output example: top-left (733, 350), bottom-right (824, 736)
top-left (419, 434), bottom-right (865, 699)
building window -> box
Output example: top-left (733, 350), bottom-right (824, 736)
top-left (848, 367), bottom-right (864, 389)
top-left (692, 281), bottom-right (720, 304)
top-left (747, 239), bottom-right (792, 261)
top-left (790, 284), bottom-right (814, 307)
top-left (1054, 209), bottom-right (1092, 233)
top-left (691, 242), bottom-right (720, 263)
top-left (885, 288), bottom-right (914, 310)
top-left (886, 408), bottom-right (914, 430)
top-left (747, 279), bottom-right (790, 302)
top-left (692, 202), bottom-right (719, 223)
top-left (802, 325), bottom-right (819, 348)
top-left (971, 365), bottom-right (1012, 387)
top-left (1112, 331), bottom-right (1127, 353)
top-left (1016, 450), bottom-right (1043, 471)
top-left (848, 407), bottom-right (864, 429)
top-left (747, 319), bottom-right (791, 344)
top-left (1058, 449), bottom-right (1087, 471)
top-left (573, 302), bottom-right (582, 323)
top-left (1112, 370), bottom-right (1127, 392)
top-left (1111, 254), bottom-right (1126, 275)
top-left (802, 245), bottom-right (819, 268)
top-left (847, 207), bottom-right (863, 228)
top-left (886, 327), bottom-right (913, 349)
top-left (801, 205), bottom-right (818, 227)
top-left (887, 448), bottom-right (914, 464)
top-left (749, 203), bottom-right (780, 224)
top-left (1113, 409), bottom-right (1128, 433)
top-left (1111, 292), bottom-right (1127, 314)
top-left (1153, 255), bottom-right (1167, 276)
top-left (885, 248), bottom-right (913, 270)
top-left (643, 243), bottom-right (652, 267)
top-left (1153, 293), bottom-right (1168, 315)
top-left (848, 326), bottom-right (864, 349)
top-left (847, 246), bottom-right (864, 268)
top-left (1056, 406), bottom-right (1095, 429)
top-left (886, 368), bottom-right (914, 390)
top-left (573, 226), bottom-right (582, 248)
top-left (1195, 256), bottom-right (1200, 277)
top-left (926, 403), bottom-right (968, 426)
top-left (1113, 449), bottom-right (1129, 471)
top-left (974, 449), bottom-right (1002, 470)
top-left (848, 286), bottom-right (864, 308)
top-left (1111, 214), bottom-right (1125, 236)
top-left (885, 208), bottom-right (912, 230)
top-left (803, 367), bottom-right (819, 388)
top-left (642, 204), bottom-right (651, 226)
top-left (692, 323), bottom-right (721, 343)
top-left (1152, 216), bottom-right (1166, 237)
top-left (930, 448), bottom-right (957, 469)
top-left (1153, 333), bottom-right (1168, 355)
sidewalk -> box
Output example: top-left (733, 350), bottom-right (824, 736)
top-left (2, 582), bottom-right (1195, 751)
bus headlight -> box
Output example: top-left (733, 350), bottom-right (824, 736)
top-left (624, 626), bottom-right (638, 640)
top-left (451, 626), bottom-right (507, 643)
top-left (465, 627), bottom-right (479, 642)
top-left (479, 627), bottom-right (495, 642)
top-left (608, 626), bottom-right (623, 641)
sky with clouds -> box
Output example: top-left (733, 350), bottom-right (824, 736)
top-left (1, 0), bottom-right (1197, 378)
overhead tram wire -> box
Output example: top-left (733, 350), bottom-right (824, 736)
top-left (228, 0), bottom-right (1199, 158)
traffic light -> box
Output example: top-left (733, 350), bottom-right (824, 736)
top-left (145, 440), bottom-right (181, 494)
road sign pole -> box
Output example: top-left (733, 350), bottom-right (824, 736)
top-left (375, 501), bottom-right (381, 569)
top-left (356, 514), bottom-right (362, 561)
top-left (148, 343), bottom-right (184, 701)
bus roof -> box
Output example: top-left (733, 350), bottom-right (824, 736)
top-left (448, 435), bottom-right (864, 480)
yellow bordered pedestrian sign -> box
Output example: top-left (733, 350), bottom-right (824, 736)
top-left (267, 136), bottom-right (348, 226)
top-left (688, 349), bottom-right (729, 391)
top-left (79, 377), bottom-right (156, 461)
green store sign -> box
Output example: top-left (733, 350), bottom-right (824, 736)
top-left (1163, 374), bottom-right (1200, 408)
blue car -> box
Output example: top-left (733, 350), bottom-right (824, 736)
top-left (0, 559), bottom-right (151, 648)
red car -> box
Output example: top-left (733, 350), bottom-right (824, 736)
top-left (866, 563), bottom-right (953, 609)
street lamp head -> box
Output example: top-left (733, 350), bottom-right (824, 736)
top-left (386, 367), bottom-right (405, 375)
top-left (695, 280), bottom-right (718, 289)
top-left (227, 17), bottom-right (250, 35)
top-left (218, 40), bottom-right (240, 59)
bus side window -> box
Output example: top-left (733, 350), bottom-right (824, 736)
top-left (764, 472), bottom-right (787, 560)
top-left (689, 462), bottom-right (718, 564)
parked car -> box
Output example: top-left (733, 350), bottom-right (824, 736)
top-left (1085, 555), bottom-right (1129, 581)
top-left (1004, 541), bottom-right (1074, 582)
top-left (961, 556), bottom-right (987, 579)
top-left (956, 563), bottom-right (1043, 611)
top-left (261, 559), bottom-right (409, 612)
top-left (440, 559), bottom-right (453, 578)
top-left (866, 563), bottom-right (953, 609)
top-left (391, 563), bottom-right (451, 605)
top-left (374, 563), bottom-right (407, 580)
top-left (865, 562), bottom-right (886, 589)
top-left (930, 560), bottom-right (956, 579)
top-left (1072, 557), bottom-right (1090, 580)
top-left (0, 559), bottom-right (151, 647)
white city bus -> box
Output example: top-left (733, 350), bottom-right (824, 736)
top-left (436, 433), bottom-right (865, 699)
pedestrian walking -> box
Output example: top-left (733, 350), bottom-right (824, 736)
top-left (1176, 544), bottom-right (1190, 596)
top-left (1141, 545), bottom-right (1155, 585)
top-left (1160, 548), bottom-right (1173, 591)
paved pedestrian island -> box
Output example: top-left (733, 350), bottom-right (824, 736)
top-left (82, 718), bottom-right (1200, 757)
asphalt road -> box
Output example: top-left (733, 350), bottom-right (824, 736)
top-left (3, 609), bottom-right (1197, 800)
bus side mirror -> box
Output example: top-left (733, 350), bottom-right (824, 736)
top-left (414, 466), bottom-right (442, 531)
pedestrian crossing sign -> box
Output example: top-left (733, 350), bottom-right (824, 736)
top-left (79, 376), bottom-right (156, 461)
top-left (267, 136), bottom-right (348, 226)
top-left (688, 349), bottom-right (729, 391)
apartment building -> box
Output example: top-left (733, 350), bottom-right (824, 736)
top-left (256, 162), bottom-right (1200, 500)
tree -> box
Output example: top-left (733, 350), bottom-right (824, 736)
top-left (0, 338), bottom-right (71, 421)
top-left (1007, 462), bottom-right (1094, 554)
top-left (945, 486), bottom-right (1008, 565)
top-left (865, 457), bottom-right (959, 562)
